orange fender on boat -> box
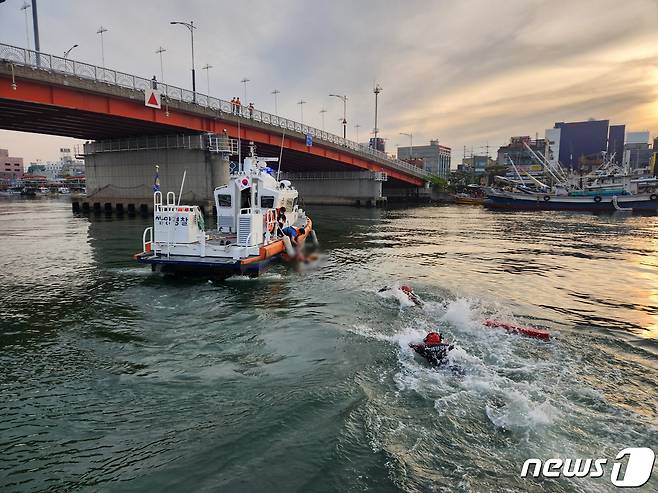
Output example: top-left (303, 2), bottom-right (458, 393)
top-left (483, 319), bottom-right (550, 340)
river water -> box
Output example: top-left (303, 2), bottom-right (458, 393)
top-left (1, 197), bottom-right (657, 492)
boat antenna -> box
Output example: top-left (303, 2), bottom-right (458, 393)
top-left (177, 169), bottom-right (187, 206)
top-left (277, 127), bottom-right (286, 181)
top-left (237, 116), bottom-right (242, 168)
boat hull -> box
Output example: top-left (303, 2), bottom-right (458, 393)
top-left (485, 192), bottom-right (658, 212)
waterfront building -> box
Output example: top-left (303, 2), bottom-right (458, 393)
top-left (550, 119), bottom-right (626, 169)
top-left (623, 131), bottom-right (652, 170)
top-left (0, 148), bottom-right (24, 183)
top-left (496, 136), bottom-right (546, 177)
top-left (397, 140), bottom-right (451, 178)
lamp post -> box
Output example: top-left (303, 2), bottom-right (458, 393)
top-left (20, 2), bottom-right (31, 51)
top-left (320, 108), bottom-right (327, 131)
top-left (329, 93), bottom-right (347, 139)
top-left (355, 123), bottom-right (361, 143)
top-left (155, 46), bottom-right (166, 83)
top-left (96, 25), bottom-right (108, 68)
top-left (297, 99), bottom-right (306, 124)
top-left (240, 77), bottom-right (250, 101)
top-left (373, 83), bottom-right (382, 148)
top-left (271, 89), bottom-right (280, 115)
top-left (400, 132), bottom-right (413, 158)
top-left (63, 44), bottom-right (78, 59)
top-left (31, 0), bottom-right (40, 66)
top-left (202, 63), bottom-right (212, 95)
top-left (170, 20), bottom-right (196, 101)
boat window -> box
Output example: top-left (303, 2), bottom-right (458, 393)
top-left (240, 188), bottom-right (251, 209)
top-left (260, 196), bottom-right (275, 208)
top-left (217, 194), bottom-right (231, 207)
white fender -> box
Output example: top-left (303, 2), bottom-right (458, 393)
top-left (282, 236), bottom-right (296, 257)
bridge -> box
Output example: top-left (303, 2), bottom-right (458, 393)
top-left (0, 43), bottom-right (430, 209)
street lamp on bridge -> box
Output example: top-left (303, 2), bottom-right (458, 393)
top-left (271, 89), bottom-right (280, 115)
top-left (319, 108), bottom-right (327, 131)
top-left (400, 132), bottom-right (413, 158)
top-left (240, 77), bottom-right (250, 102)
top-left (63, 44), bottom-right (78, 59)
top-left (96, 25), bottom-right (108, 68)
top-left (373, 83), bottom-right (383, 148)
top-left (329, 93), bottom-right (347, 139)
top-left (170, 20), bottom-right (197, 101)
top-left (297, 99), bottom-right (306, 124)
top-left (155, 46), bottom-right (166, 83)
top-left (355, 123), bottom-right (361, 143)
top-left (202, 64), bottom-right (213, 95)
top-left (20, 2), bottom-right (31, 51)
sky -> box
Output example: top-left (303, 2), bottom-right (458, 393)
top-left (1, 0), bottom-right (657, 165)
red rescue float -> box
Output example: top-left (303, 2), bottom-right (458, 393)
top-left (483, 319), bottom-right (550, 341)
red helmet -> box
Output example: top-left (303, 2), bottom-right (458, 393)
top-left (400, 285), bottom-right (412, 294)
top-left (423, 332), bottom-right (442, 345)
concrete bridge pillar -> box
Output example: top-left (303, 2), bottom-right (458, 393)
top-left (280, 171), bottom-right (387, 207)
top-left (80, 134), bottom-right (229, 214)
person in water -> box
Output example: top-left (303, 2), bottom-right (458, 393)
top-left (378, 285), bottom-right (423, 306)
top-left (409, 332), bottom-right (453, 366)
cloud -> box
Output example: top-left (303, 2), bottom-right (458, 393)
top-left (0, 0), bottom-right (656, 163)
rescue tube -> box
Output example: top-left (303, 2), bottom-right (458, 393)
top-left (483, 319), bottom-right (550, 340)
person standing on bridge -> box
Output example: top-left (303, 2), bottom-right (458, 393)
top-left (230, 97), bottom-right (236, 114)
top-left (151, 76), bottom-right (158, 90)
top-left (236, 97), bottom-right (242, 115)
top-left (248, 102), bottom-right (254, 118)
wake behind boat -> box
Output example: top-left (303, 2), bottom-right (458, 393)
top-left (134, 145), bottom-right (318, 279)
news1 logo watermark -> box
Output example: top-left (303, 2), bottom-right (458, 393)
top-left (521, 448), bottom-right (655, 488)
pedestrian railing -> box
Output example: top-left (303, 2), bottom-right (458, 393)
top-left (0, 42), bottom-right (430, 181)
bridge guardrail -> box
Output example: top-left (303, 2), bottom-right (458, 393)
top-left (0, 42), bottom-right (430, 181)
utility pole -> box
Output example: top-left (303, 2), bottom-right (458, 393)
top-left (155, 46), bottom-right (166, 83)
top-left (271, 89), bottom-right (280, 115)
top-left (373, 83), bottom-right (382, 149)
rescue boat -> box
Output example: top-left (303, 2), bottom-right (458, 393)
top-left (134, 146), bottom-right (318, 279)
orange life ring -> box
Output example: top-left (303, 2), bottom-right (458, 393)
top-left (265, 209), bottom-right (276, 232)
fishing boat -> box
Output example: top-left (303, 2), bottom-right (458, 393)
top-left (134, 145), bottom-right (318, 279)
top-left (485, 143), bottom-right (658, 212)
top-left (453, 193), bottom-right (485, 205)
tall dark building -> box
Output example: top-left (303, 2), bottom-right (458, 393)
top-left (554, 119), bottom-right (609, 169)
top-left (607, 124), bottom-right (625, 163)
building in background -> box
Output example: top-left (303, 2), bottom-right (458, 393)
top-left (0, 148), bottom-right (24, 183)
top-left (623, 131), bottom-right (652, 170)
top-left (397, 139), bottom-right (451, 178)
top-left (496, 136), bottom-right (546, 177)
top-left (553, 119), bottom-right (612, 169)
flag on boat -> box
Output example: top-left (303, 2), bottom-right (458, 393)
top-left (153, 165), bottom-right (161, 192)
top-left (236, 176), bottom-right (251, 190)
